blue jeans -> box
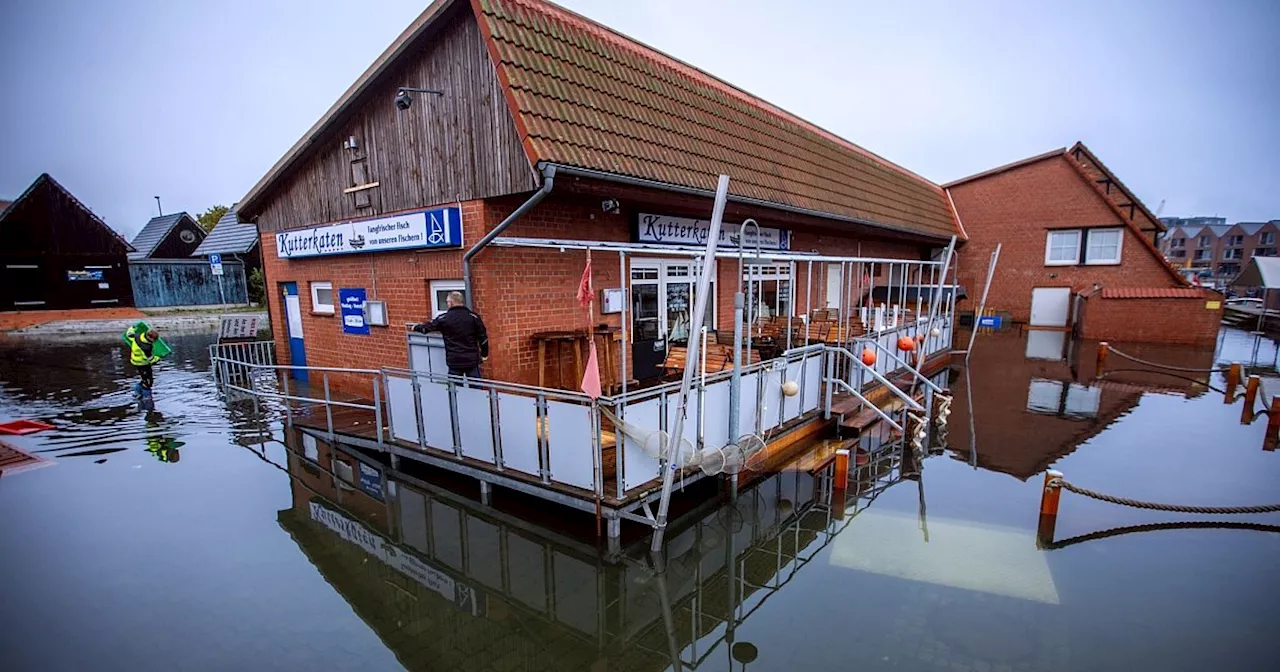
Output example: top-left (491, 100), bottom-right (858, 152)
top-left (449, 366), bottom-right (481, 378)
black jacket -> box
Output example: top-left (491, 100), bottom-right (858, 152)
top-left (413, 306), bottom-right (489, 370)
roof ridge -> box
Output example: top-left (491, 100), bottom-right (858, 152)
top-left (941, 147), bottom-right (1066, 188)
top-left (0, 173), bottom-right (134, 252)
top-left (1065, 142), bottom-right (1166, 233)
top-left (495, 0), bottom-right (943, 191)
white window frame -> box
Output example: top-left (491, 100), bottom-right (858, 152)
top-left (430, 279), bottom-right (465, 318)
top-left (1044, 230), bottom-right (1082, 266)
top-left (1199, 235), bottom-right (1212, 247)
top-left (1224, 248), bottom-right (1243, 260)
top-left (1262, 232), bottom-right (1275, 246)
top-left (1084, 228), bottom-right (1124, 265)
top-left (630, 258), bottom-right (717, 342)
top-left (310, 281), bottom-right (335, 314)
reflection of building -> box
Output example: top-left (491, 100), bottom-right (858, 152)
top-left (277, 429), bottom-right (909, 671)
top-left (946, 330), bottom-right (1215, 480)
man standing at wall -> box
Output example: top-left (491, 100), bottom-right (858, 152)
top-left (412, 291), bottom-right (489, 378)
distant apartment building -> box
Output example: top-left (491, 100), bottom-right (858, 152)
top-left (1159, 217), bottom-right (1280, 280)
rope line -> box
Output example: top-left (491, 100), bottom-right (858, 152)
top-left (1044, 520), bottom-right (1280, 550)
top-left (1097, 369), bottom-right (1227, 395)
top-left (1106, 345), bottom-right (1230, 374)
top-left (1050, 478), bottom-right (1280, 515)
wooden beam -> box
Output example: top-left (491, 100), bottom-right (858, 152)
top-left (342, 181), bottom-right (380, 194)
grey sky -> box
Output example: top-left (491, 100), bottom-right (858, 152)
top-left (2, 0), bottom-right (1276, 240)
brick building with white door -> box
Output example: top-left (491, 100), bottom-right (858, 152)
top-left (946, 142), bottom-right (1222, 345)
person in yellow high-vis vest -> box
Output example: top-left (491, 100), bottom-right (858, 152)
top-left (126, 326), bottom-right (161, 394)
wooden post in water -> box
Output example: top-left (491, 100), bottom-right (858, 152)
top-left (832, 448), bottom-right (850, 520)
top-left (1241, 375), bottom-right (1261, 424)
top-left (1095, 342), bottom-right (1109, 377)
top-left (1225, 363), bottom-right (1242, 403)
top-left (1037, 469), bottom-right (1063, 548)
top-left (1265, 397), bottom-right (1280, 452)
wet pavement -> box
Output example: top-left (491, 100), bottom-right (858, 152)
top-left (1, 328), bottom-right (1278, 671)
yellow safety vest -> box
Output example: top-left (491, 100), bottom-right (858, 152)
top-left (128, 329), bottom-right (158, 366)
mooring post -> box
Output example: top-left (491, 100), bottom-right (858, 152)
top-left (832, 448), bottom-right (850, 520)
top-left (1242, 375), bottom-right (1261, 424)
top-left (1226, 362), bottom-right (1242, 403)
top-left (1096, 342), bottom-right (1109, 376)
top-left (1266, 397), bottom-right (1280, 447)
top-left (1037, 469), bottom-right (1063, 548)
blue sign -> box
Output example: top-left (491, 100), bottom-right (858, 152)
top-left (357, 462), bottom-right (383, 500)
top-left (977, 315), bottom-right (1003, 329)
top-left (67, 269), bottom-right (104, 281)
top-left (276, 206), bottom-right (463, 258)
top-left (339, 288), bottom-right (369, 335)
top-left (208, 253), bottom-right (222, 265)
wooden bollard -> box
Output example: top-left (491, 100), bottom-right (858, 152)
top-left (1225, 363), bottom-right (1242, 403)
top-left (832, 448), bottom-right (850, 520)
top-left (1096, 342), bottom-right (1109, 376)
top-left (1242, 375), bottom-right (1261, 424)
top-left (1266, 397), bottom-right (1280, 444)
top-left (1037, 469), bottom-right (1063, 548)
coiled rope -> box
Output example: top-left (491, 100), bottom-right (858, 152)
top-left (1048, 478), bottom-right (1280, 515)
top-left (1106, 345), bottom-right (1230, 374)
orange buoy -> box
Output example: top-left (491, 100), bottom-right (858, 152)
top-left (897, 335), bottom-right (916, 352)
top-left (860, 347), bottom-right (876, 366)
top-left (915, 332), bottom-right (926, 343)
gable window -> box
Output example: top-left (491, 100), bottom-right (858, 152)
top-left (310, 281), bottom-right (334, 314)
top-left (1199, 235), bottom-right (1212, 247)
top-left (1224, 248), bottom-right (1243, 260)
top-left (1045, 230), bottom-right (1082, 266)
top-left (1226, 235), bottom-right (1244, 247)
top-left (1262, 232), bottom-right (1275, 246)
top-left (1084, 228), bottom-right (1123, 265)
top-left (1170, 238), bottom-right (1185, 248)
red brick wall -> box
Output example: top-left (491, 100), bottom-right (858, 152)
top-left (1078, 295), bottom-right (1222, 345)
top-left (263, 191), bottom-right (931, 390)
top-left (950, 155), bottom-right (1182, 323)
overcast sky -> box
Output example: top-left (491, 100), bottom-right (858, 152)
top-left (1, 0), bottom-right (1277, 239)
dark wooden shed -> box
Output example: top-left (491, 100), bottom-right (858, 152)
top-left (0, 173), bottom-right (135, 311)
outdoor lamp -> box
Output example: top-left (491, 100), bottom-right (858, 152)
top-left (394, 86), bottom-right (446, 110)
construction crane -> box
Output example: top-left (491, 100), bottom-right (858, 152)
top-left (1155, 199), bottom-right (1166, 218)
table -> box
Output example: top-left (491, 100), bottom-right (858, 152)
top-left (532, 328), bottom-right (620, 391)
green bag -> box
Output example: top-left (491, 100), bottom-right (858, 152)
top-left (122, 321), bottom-right (172, 359)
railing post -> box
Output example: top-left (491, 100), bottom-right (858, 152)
top-left (1096, 342), bottom-right (1109, 376)
top-left (823, 347), bottom-right (835, 419)
top-left (1037, 469), bottom-right (1063, 548)
top-left (1225, 362), bottom-right (1242, 403)
top-left (323, 373), bottom-right (335, 443)
top-left (281, 370), bottom-right (293, 427)
top-left (1242, 375), bottom-right (1261, 424)
top-left (373, 378), bottom-right (384, 448)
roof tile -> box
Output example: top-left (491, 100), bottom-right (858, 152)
top-left (1100, 287), bottom-right (1208, 300)
top-left (478, 0), bottom-right (959, 239)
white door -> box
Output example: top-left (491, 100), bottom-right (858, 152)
top-left (1029, 288), bottom-right (1071, 327)
top-left (826, 263), bottom-right (842, 308)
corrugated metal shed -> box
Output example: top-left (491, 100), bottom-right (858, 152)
top-left (129, 213), bottom-right (196, 260)
top-left (192, 208), bottom-right (258, 256)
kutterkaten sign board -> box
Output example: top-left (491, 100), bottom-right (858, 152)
top-left (276, 206), bottom-right (462, 259)
top-left (635, 213), bottom-right (790, 250)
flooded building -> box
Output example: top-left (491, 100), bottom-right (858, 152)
top-left (0, 173), bottom-right (136, 311)
top-left (230, 0), bottom-right (965, 543)
top-left (946, 142), bottom-right (1223, 345)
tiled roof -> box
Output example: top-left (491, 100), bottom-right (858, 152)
top-left (474, 0), bottom-right (960, 240)
top-left (1100, 287), bottom-right (1208, 299)
top-left (193, 208), bottom-right (258, 256)
top-left (128, 212), bottom-right (199, 260)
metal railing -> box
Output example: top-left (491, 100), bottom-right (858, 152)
top-left (857, 334), bottom-right (945, 394)
top-left (824, 345), bottom-right (924, 415)
top-left (211, 344), bottom-right (384, 447)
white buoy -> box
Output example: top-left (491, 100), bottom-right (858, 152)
top-left (930, 327), bottom-right (941, 338)
top-left (782, 380), bottom-right (799, 397)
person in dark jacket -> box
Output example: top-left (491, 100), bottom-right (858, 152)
top-left (412, 291), bottom-right (489, 377)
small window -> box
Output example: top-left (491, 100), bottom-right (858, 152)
top-left (1224, 248), bottom-right (1243, 260)
top-left (1199, 235), bottom-right (1212, 247)
top-left (1257, 248), bottom-right (1277, 257)
top-left (1227, 235), bottom-right (1243, 247)
top-left (1194, 249), bottom-right (1209, 260)
top-left (310, 281), bottom-right (334, 314)
top-left (430, 280), bottom-right (465, 318)
top-left (1045, 230), bottom-right (1082, 266)
top-left (1084, 228), bottom-right (1123, 265)
top-left (1171, 238), bottom-right (1185, 248)
top-left (1261, 232), bottom-right (1275, 245)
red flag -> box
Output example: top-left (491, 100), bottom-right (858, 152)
top-left (576, 258), bottom-right (593, 307)
top-left (581, 341), bottom-right (602, 399)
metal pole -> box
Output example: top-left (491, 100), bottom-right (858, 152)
top-left (323, 373), bottom-right (335, 443)
top-left (804, 260), bottom-right (813, 343)
top-left (729, 218), bottom-right (762, 447)
top-left (374, 378), bottom-right (384, 448)
top-left (964, 243), bottom-right (1002, 362)
top-left (908, 237), bottom-right (956, 394)
top-left (652, 174), bottom-right (730, 552)
top-left (620, 251), bottom-right (628, 403)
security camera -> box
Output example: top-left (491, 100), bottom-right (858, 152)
top-left (395, 89), bottom-right (413, 111)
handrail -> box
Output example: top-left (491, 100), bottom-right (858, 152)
top-left (221, 381), bottom-right (376, 411)
top-left (614, 343), bottom-right (826, 405)
top-left (210, 357), bottom-right (381, 375)
top-left (827, 378), bottom-right (903, 431)
top-left (859, 336), bottom-right (944, 394)
top-left (827, 346), bottom-right (924, 412)
top-left (383, 366), bottom-right (598, 404)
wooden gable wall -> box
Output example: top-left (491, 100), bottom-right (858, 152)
top-left (253, 8), bottom-right (535, 233)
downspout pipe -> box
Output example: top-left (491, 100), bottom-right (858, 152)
top-left (462, 164), bottom-right (557, 308)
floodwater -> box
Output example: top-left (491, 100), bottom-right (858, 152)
top-left (1, 327), bottom-right (1278, 671)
